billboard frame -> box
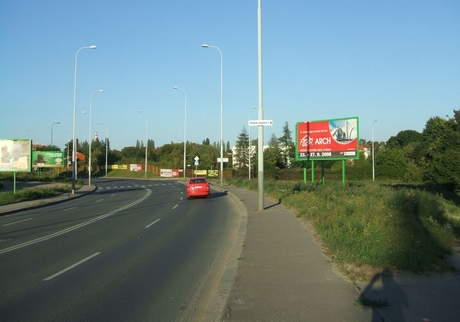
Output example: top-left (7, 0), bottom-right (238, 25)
top-left (0, 138), bottom-right (32, 173)
top-left (295, 116), bottom-right (359, 162)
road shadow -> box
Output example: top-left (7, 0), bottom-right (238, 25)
top-left (358, 269), bottom-right (408, 322)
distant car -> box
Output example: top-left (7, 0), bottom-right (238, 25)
top-left (186, 177), bottom-right (210, 199)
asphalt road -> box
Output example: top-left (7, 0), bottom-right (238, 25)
top-left (0, 178), bottom-right (240, 321)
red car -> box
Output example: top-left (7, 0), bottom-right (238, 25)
top-left (186, 177), bottom-right (210, 199)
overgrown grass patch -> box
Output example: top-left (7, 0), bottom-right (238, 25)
top-left (0, 185), bottom-right (72, 206)
top-left (226, 178), bottom-right (459, 275)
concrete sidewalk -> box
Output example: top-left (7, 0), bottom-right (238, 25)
top-left (219, 183), bottom-right (460, 322)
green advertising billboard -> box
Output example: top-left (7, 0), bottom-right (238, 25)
top-left (32, 151), bottom-right (65, 168)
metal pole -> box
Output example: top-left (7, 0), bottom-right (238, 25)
top-left (89, 90), bottom-right (103, 186)
top-left (100, 122), bottom-right (108, 177)
top-left (72, 45), bottom-right (97, 194)
top-left (174, 86), bottom-right (187, 182)
top-left (138, 110), bottom-right (148, 179)
top-left (249, 107), bottom-right (255, 179)
top-left (257, 0), bottom-right (264, 210)
top-left (202, 44), bottom-right (224, 188)
top-left (145, 115), bottom-right (148, 179)
top-left (372, 120), bottom-right (377, 181)
top-left (51, 122), bottom-right (60, 146)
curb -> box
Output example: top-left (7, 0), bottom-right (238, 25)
top-left (201, 186), bottom-right (248, 322)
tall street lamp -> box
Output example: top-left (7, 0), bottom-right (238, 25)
top-left (257, 0), bottom-right (265, 210)
top-left (51, 122), bottom-right (60, 146)
top-left (174, 86), bottom-right (187, 182)
top-left (372, 120), bottom-right (377, 181)
top-left (138, 110), bottom-right (148, 179)
top-left (248, 107), bottom-right (255, 179)
top-left (100, 122), bottom-right (108, 177)
top-left (72, 45), bottom-right (97, 194)
top-left (202, 43), bottom-right (224, 187)
top-left (88, 89), bottom-right (104, 186)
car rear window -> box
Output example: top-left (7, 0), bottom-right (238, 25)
top-left (190, 178), bottom-right (207, 184)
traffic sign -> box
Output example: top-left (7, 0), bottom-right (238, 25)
top-left (248, 120), bottom-right (273, 126)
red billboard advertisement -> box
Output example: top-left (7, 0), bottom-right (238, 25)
top-left (295, 117), bottom-right (359, 161)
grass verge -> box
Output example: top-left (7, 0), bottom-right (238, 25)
top-left (226, 178), bottom-right (460, 279)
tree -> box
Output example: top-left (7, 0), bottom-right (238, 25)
top-left (421, 111), bottom-right (460, 190)
top-left (375, 148), bottom-right (408, 180)
top-left (278, 122), bottom-right (294, 169)
top-left (387, 130), bottom-right (422, 149)
top-left (233, 127), bottom-right (249, 169)
top-left (264, 133), bottom-right (283, 169)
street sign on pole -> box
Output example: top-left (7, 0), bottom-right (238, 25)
top-left (249, 120), bottom-right (273, 126)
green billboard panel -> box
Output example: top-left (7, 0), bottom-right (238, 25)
top-left (32, 151), bottom-right (65, 168)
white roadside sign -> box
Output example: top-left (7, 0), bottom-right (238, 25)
top-left (248, 120), bottom-right (273, 126)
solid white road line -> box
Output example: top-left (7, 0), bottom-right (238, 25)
top-left (43, 252), bottom-right (101, 281)
top-left (145, 218), bottom-right (161, 229)
top-left (2, 218), bottom-right (33, 226)
top-left (0, 189), bottom-right (152, 255)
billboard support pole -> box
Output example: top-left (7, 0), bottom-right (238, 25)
top-left (13, 172), bottom-right (17, 194)
top-left (303, 161), bottom-right (307, 184)
top-left (311, 160), bottom-right (315, 184)
top-left (322, 161), bottom-right (325, 185)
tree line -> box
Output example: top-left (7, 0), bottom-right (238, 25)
top-left (37, 109), bottom-right (460, 191)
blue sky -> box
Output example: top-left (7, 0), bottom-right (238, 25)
top-left (1, 0), bottom-right (459, 151)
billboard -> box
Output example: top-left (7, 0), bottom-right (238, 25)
top-left (0, 139), bottom-right (32, 172)
top-left (32, 151), bottom-right (64, 168)
top-left (295, 117), bottom-right (359, 161)
top-left (130, 164), bottom-right (143, 172)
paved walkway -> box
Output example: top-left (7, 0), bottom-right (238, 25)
top-left (210, 183), bottom-right (460, 322)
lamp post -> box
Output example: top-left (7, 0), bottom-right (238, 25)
top-left (88, 89), bottom-right (104, 186)
top-left (72, 45), bottom-right (97, 194)
top-left (138, 110), bottom-right (148, 179)
top-left (202, 43), bottom-right (224, 188)
top-left (62, 131), bottom-right (69, 175)
top-left (257, 0), bottom-right (265, 210)
top-left (372, 120), bottom-right (377, 181)
top-left (248, 107), bottom-right (255, 179)
top-left (51, 122), bottom-right (60, 146)
top-left (174, 86), bottom-right (187, 182)
top-left (100, 122), bottom-right (108, 177)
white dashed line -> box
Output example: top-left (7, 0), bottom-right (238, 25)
top-left (43, 252), bottom-right (101, 281)
top-left (145, 218), bottom-right (161, 228)
top-left (2, 218), bottom-right (33, 226)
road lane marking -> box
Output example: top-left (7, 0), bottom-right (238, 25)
top-left (0, 189), bottom-right (152, 255)
top-left (2, 218), bottom-right (33, 226)
top-left (43, 252), bottom-right (101, 281)
top-left (63, 207), bottom-right (77, 211)
top-left (172, 205), bottom-right (178, 210)
top-left (96, 199), bottom-right (103, 203)
top-left (145, 218), bottom-right (161, 228)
